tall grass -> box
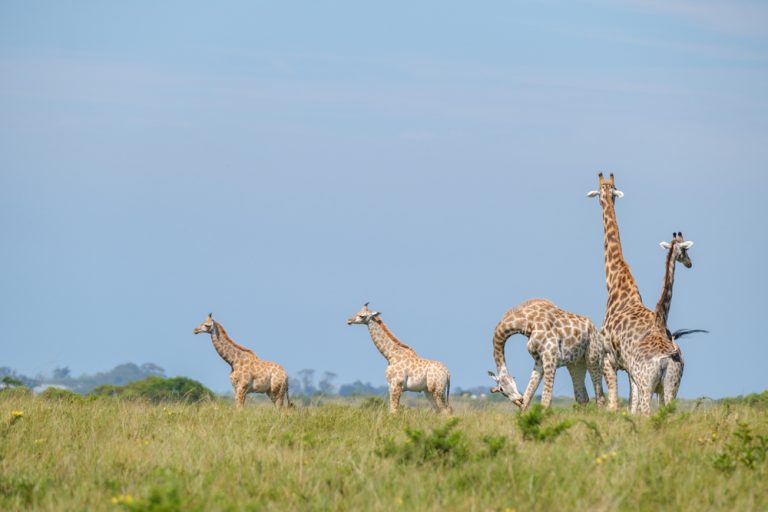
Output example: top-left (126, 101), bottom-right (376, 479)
top-left (1, 394), bottom-right (766, 511)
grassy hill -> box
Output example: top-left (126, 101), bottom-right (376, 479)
top-left (1, 394), bottom-right (766, 511)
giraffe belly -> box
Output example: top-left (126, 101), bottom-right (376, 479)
top-left (404, 373), bottom-right (428, 391)
top-left (250, 376), bottom-right (271, 393)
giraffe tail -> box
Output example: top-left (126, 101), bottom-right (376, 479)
top-left (671, 329), bottom-right (709, 341)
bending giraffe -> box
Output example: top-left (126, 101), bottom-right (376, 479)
top-left (346, 303), bottom-right (451, 414)
top-left (487, 299), bottom-right (605, 410)
top-left (587, 173), bottom-right (683, 415)
top-left (193, 313), bottom-right (291, 409)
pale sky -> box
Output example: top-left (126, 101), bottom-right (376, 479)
top-left (1, 1), bottom-right (767, 398)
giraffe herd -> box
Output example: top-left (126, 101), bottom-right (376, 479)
top-left (193, 173), bottom-right (700, 416)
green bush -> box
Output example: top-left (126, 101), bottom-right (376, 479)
top-left (516, 405), bottom-right (574, 442)
top-left (89, 376), bottom-right (215, 403)
top-left (720, 390), bottom-right (768, 409)
top-left (650, 401), bottom-right (677, 429)
top-left (39, 387), bottom-right (83, 402)
top-left (378, 418), bottom-right (470, 466)
top-left (714, 422), bottom-right (768, 472)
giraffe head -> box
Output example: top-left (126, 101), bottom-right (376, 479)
top-left (586, 172), bottom-right (624, 204)
top-left (660, 232), bottom-right (694, 268)
top-left (193, 313), bottom-right (215, 334)
top-left (487, 370), bottom-right (524, 408)
top-left (346, 303), bottom-right (381, 325)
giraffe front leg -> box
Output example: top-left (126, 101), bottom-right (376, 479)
top-left (540, 362), bottom-right (556, 409)
top-left (234, 382), bottom-right (248, 409)
top-left (388, 383), bottom-right (403, 414)
top-left (521, 362), bottom-right (543, 411)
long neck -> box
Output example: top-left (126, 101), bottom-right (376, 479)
top-left (367, 318), bottom-right (411, 362)
top-left (210, 322), bottom-right (251, 366)
top-left (600, 195), bottom-right (642, 308)
top-left (655, 247), bottom-right (677, 329)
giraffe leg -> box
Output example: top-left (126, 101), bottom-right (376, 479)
top-left (587, 339), bottom-right (605, 407)
top-left (432, 385), bottom-right (450, 415)
top-left (521, 362), bottom-right (543, 411)
top-left (603, 359), bottom-right (619, 411)
top-left (566, 363), bottom-right (589, 405)
top-left (662, 360), bottom-right (683, 406)
top-left (540, 361), bottom-right (556, 409)
top-left (388, 383), bottom-right (403, 414)
top-left (634, 384), bottom-right (652, 415)
top-left (275, 378), bottom-right (289, 408)
top-left (423, 390), bottom-right (439, 412)
top-left (234, 382), bottom-right (248, 409)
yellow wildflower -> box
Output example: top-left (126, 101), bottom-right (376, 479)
top-left (595, 457), bottom-right (604, 465)
top-left (111, 495), bottom-right (134, 505)
top-left (11, 411), bottom-right (23, 418)
top-left (34, 438), bottom-right (45, 445)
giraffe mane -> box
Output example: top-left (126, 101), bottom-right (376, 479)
top-left (214, 322), bottom-right (257, 355)
top-left (374, 317), bottom-right (417, 354)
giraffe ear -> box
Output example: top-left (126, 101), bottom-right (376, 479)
top-left (370, 311), bottom-right (381, 318)
top-left (660, 242), bottom-right (672, 249)
top-left (680, 241), bottom-right (693, 249)
top-left (612, 189), bottom-right (624, 198)
top-left (487, 371), bottom-right (499, 383)
top-left (586, 190), bottom-right (600, 197)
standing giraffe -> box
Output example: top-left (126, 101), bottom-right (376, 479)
top-left (656, 232), bottom-right (694, 333)
top-left (346, 303), bottom-right (451, 414)
top-left (586, 173), bottom-right (683, 414)
top-left (652, 232), bottom-right (697, 404)
top-left (193, 313), bottom-right (291, 409)
top-left (487, 299), bottom-right (605, 410)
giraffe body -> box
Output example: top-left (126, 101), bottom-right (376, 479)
top-left (193, 314), bottom-right (291, 409)
top-left (588, 173), bottom-right (685, 415)
top-left (347, 304), bottom-right (451, 414)
top-left (488, 299), bottom-right (605, 410)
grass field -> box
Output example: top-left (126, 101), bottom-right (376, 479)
top-left (1, 393), bottom-right (766, 511)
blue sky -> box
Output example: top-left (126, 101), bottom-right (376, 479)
top-left (1, 1), bottom-right (767, 398)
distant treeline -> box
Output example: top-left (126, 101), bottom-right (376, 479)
top-left (1, 363), bottom-right (488, 398)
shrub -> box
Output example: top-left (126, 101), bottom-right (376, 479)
top-left (650, 401), bottom-right (677, 429)
top-left (90, 376), bottom-right (215, 403)
top-left (39, 387), bottom-right (83, 402)
top-left (713, 422), bottom-right (768, 472)
top-left (516, 405), bottom-right (574, 442)
top-left (378, 418), bottom-right (470, 466)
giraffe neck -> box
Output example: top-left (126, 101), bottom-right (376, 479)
top-left (655, 245), bottom-right (677, 329)
top-left (367, 318), bottom-right (414, 362)
top-left (600, 194), bottom-right (642, 309)
top-left (210, 322), bottom-right (254, 367)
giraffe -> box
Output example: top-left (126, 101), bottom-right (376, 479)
top-left (487, 299), bottom-right (605, 410)
top-left (193, 313), bottom-right (291, 409)
top-left (656, 231), bottom-right (694, 334)
top-left (652, 231), bottom-right (695, 404)
top-left (346, 303), bottom-right (451, 414)
top-left (586, 173), bottom-right (683, 414)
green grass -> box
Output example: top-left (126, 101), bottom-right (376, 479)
top-left (1, 394), bottom-right (766, 511)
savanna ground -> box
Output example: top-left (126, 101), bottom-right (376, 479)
top-left (1, 392), bottom-right (767, 512)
